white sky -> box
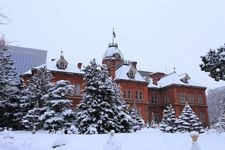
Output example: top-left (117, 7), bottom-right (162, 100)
top-left (1, 0), bottom-right (225, 89)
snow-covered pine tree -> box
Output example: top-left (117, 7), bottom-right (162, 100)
top-left (160, 105), bottom-right (177, 133)
top-left (129, 108), bottom-right (144, 131)
top-left (200, 44), bottom-right (225, 132)
top-left (178, 102), bottom-right (204, 133)
top-left (0, 35), bottom-right (21, 129)
top-left (111, 81), bottom-right (134, 133)
top-left (39, 80), bottom-right (76, 132)
top-left (200, 44), bottom-right (225, 81)
top-left (75, 59), bottom-right (134, 134)
top-left (11, 79), bottom-right (29, 129)
top-left (214, 98), bottom-right (225, 132)
top-left (21, 66), bottom-right (52, 130)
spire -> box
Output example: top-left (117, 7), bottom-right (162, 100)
top-left (60, 50), bottom-right (64, 58)
top-left (108, 28), bottom-right (118, 48)
top-left (112, 28), bottom-right (116, 44)
top-left (173, 67), bottom-right (176, 73)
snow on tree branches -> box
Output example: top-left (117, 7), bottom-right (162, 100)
top-left (40, 80), bottom-right (76, 132)
top-left (160, 105), bottom-right (177, 133)
top-left (75, 59), bottom-right (134, 134)
top-left (21, 66), bottom-right (53, 130)
top-left (129, 108), bottom-right (144, 131)
top-left (177, 102), bottom-right (204, 133)
top-left (0, 35), bottom-right (21, 129)
top-left (200, 44), bottom-right (225, 81)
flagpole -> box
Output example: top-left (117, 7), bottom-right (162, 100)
top-left (112, 28), bottom-right (114, 44)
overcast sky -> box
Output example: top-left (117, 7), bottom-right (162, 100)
top-left (1, 0), bottom-right (225, 89)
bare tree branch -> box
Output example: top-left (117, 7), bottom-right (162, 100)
top-left (0, 8), bottom-right (11, 25)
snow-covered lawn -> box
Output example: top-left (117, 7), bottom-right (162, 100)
top-left (0, 128), bottom-right (224, 150)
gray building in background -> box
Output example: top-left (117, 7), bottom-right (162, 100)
top-left (7, 45), bottom-right (47, 79)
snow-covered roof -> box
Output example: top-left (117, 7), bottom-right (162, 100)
top-left (157, 72), bottom-right (205, 88)
top-left (114, 64), bottom-right (146, 83)
top-left (147, 79), bottom-right (159, 88)
top-left (22, 69), bottom-right (32, 75)
top-left (179, 73), bottom-right (190, 80)
top-left (103, 44), bottom-right (124, 60)
top-left (22, 59), bottom-right (83, 75)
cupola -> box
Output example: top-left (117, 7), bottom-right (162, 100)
top-left (102, 29), bottom-right (125, 79)
top-left (102, 30), bottom-right (124, 62)
top-left (56, 50), bottom-right (68, 70)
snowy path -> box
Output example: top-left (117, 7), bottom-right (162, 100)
top-left (0, 129), bottom-right (224, 150)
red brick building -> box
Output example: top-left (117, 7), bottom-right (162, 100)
top-left (21, 35), bottom-right (209, 126)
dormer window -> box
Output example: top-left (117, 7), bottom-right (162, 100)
top-left (113, 53), bottom-right (121, 59)
top-left (127, 70), bottom-right (135, 79)
top-left (181, 77), bottom-right (188, 83)
top-left (179, 73), bottom-right (190, 84)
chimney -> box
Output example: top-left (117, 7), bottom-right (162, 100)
top-left (132, 61), bottom-right (137, 68)
top-left (77, 62), bottom-right (83, 69)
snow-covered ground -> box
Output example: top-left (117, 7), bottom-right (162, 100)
top-left (0, 128), bottom-right (224, 150)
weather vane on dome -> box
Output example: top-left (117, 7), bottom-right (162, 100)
top-left (173, 67), bottom-right (176, 73)
top-left (112, 28), bottom-right (116, 44)
top-left (60, 50), bottom-right (64, 58)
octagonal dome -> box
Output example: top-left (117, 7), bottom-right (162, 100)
top-left (103, 43), bottom-right (124, 61)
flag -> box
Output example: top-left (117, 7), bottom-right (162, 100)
top-left (113, 31), bottom-right (116, 38)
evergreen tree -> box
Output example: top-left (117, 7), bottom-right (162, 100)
top-left (129, 108), bottom-right (144, 131)
top-left (39, 80), bottom-right (75, 132)
top-left (200, 44), bottom-right (225, 81)
top-left (75, 59), bottom-right (133, 134)
top-left (10, 79), bottom-right (28, 129)
top-left (111, 81), bottom-right (135, 133)
top-left (178, 102), bottom-right (204, 133)
top-left (160, 105), bottom-right (177, 133)
top-left (214, 98), bottom-right (225, 132)
top-left (21, 66), bottom-right (52, 130)
top-left (200, 44), bottom-right (225, 132)
top-left (22, 102), bottom-right (45, 130)
top-left (0, 36), bottom-right (21, 129)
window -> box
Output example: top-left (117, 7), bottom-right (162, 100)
top-left (113, 53), bottom-right (121, 59)
top-left (164, 95), bottom-right (170, 104)
top-left (135, 91), bottom-right (138, 99)
top-left (135, 90), bottom-right (143, 100)
top-left (187, 95), bottom-right (195, 103)
top-left (123, 90), bottom-right (126, 99)
top-left (178, 93), bottom-right (185, 103)
top-left (199, 112), bottom-right (205, 122)
top-left (197, 96), bottom-right (203, 104)
top-left (74, 84), bottom-right (81, 96)
top-left (123, 90), bottom-right (131, 100)
top-left (127, 71), bottom-right (135, 79)
top-left (127, 90), bottom-right (131, 99)
top-left (151, 96), bottom-right (158, 104)
top-left (139, 91), bottom-right (143, 100)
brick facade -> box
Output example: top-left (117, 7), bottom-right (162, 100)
top-left (21, 40), bottom-right (209, 126)
top-left (148, 85), bottom-right (208, 126)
